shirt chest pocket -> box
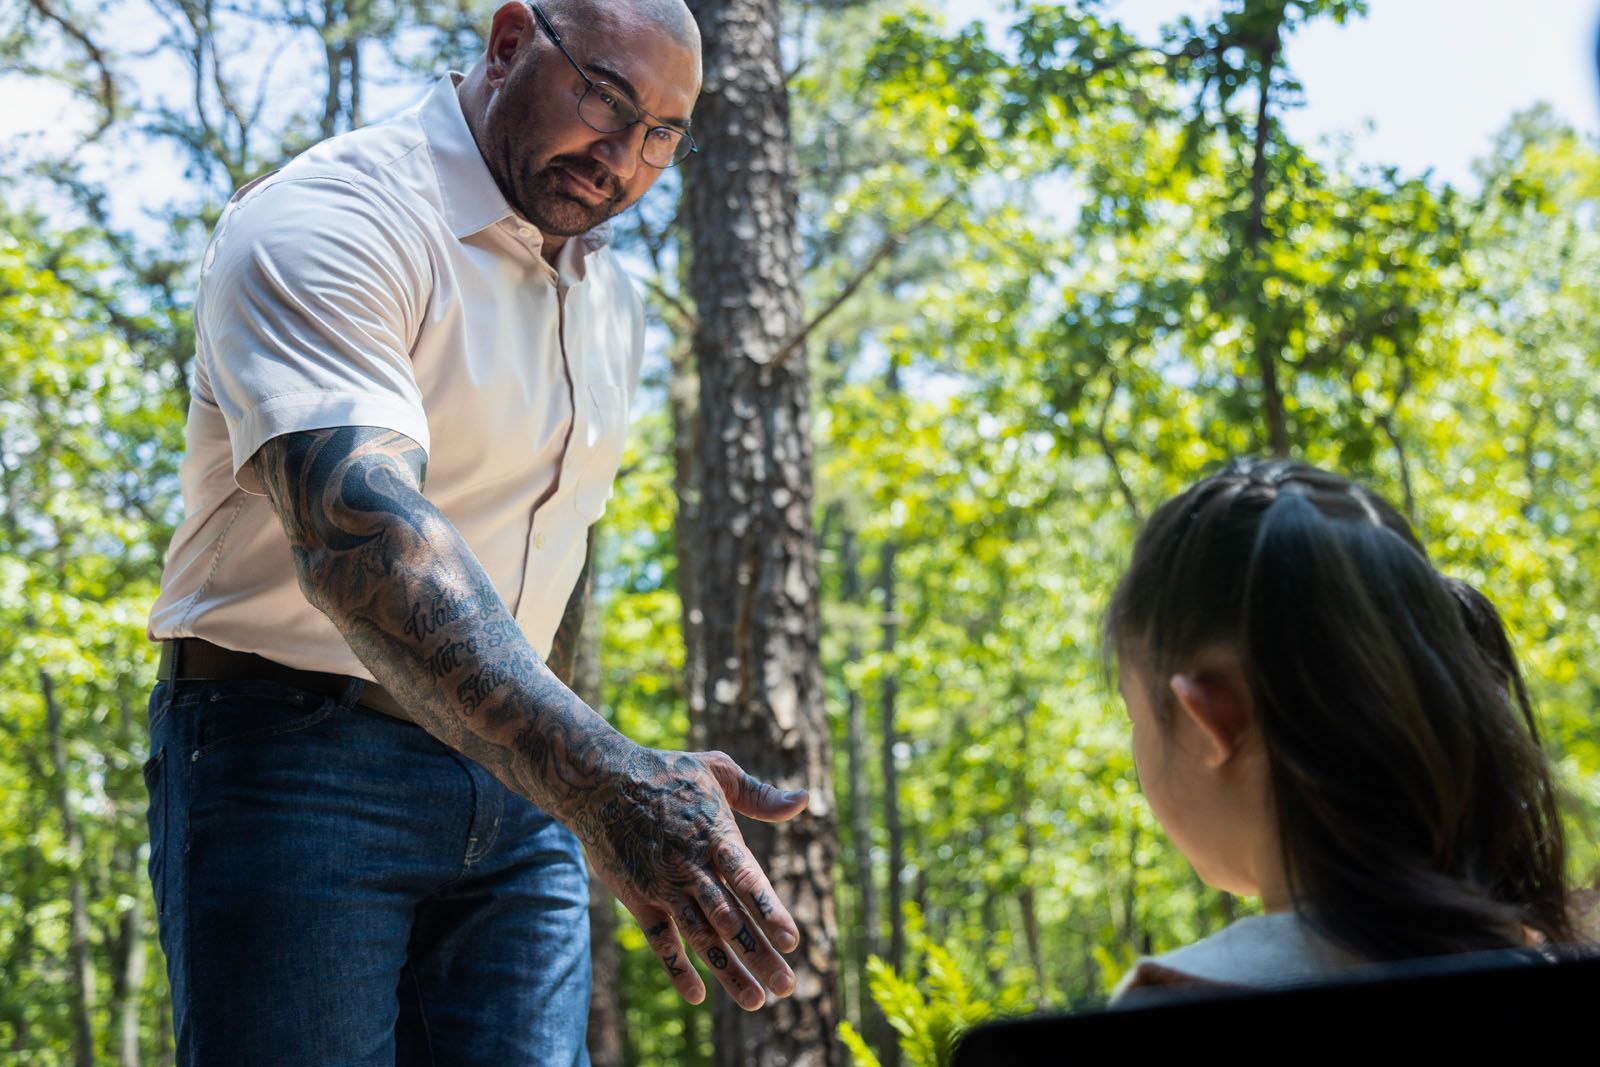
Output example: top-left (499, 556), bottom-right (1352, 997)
top-left (572, 382), bottom-right (628, 521)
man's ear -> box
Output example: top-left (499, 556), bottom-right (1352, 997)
top-left (486, 2), bottom-right (536, 87)
top-left (1169, 659), bottom-right (1253, 770)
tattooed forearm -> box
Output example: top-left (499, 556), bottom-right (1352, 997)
top-left (256, 427), bottom-right (807, 1012)
top-left (254, 426), bottom-right (629, 820)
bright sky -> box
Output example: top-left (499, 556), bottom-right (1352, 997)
top-left (951, 0), bottom-right (1600, 188)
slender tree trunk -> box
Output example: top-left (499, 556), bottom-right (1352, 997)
top-left (318, 0), bottom-right (344, 138)
top-left (573, 550), bottom-right (627, 1067)
top-left (840, 526), bottom-right (877, 970)
top-left (878, 539), bottom-right (904, 977)
top-left (671, 344), bottom-right (708, 750)
top-left (43, 670), bottom-right (97, 1067)
top-left (681, 3), bottom-right (840, 1063)
top-left (842, 523), bottom-right (894, 1060)
top-left (4, 846), bottom-right (39, 1053)
top-left (1012, 700), bottom-right (1047, 1001)
top-left (1246, 28), bottom-right (1289, 456)
top-left (875, 534), bottom-right (904, 1067)
top-left (108, 693), bottom-right (145, 1067)
top-left (115, 879), bottom-right (146, 1067)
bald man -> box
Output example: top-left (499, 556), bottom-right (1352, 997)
top-left (144, 3), bottom-right (804, 1062)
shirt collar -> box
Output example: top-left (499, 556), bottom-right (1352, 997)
top-left (421, 72), bottom-right (613, 255)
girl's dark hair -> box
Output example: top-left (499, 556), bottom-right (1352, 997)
top-left (1107, 458), bottom-right (1573, 959)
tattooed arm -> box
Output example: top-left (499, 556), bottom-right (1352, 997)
top-left (254, 426), bottom-right (808, 1010)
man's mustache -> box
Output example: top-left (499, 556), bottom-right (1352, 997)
top-left (547, 157), bottom-right (621, 200)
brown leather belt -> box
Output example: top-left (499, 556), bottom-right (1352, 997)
top-left (157, 638), bottom-right (413, 723)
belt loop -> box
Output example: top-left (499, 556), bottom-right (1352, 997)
top-left (338, 677), bottom-right (367, 711)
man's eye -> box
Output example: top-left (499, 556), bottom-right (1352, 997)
top-left (593, 84), bottom-right (628, 115)
top-left (647, 127), bottom-right (681, 145)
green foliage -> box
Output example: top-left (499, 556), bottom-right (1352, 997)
top-left (4, 1), bottom-right (1600, 1063)
top-left (840, 912), bottom-right (1032, 1067)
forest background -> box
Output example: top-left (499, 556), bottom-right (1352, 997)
top-left (2, 0), bottom-right (1599, 1064)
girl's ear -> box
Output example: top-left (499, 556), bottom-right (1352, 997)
top-left (1169, 657), bottom-right (1254, 770)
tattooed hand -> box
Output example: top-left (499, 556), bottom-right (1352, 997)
top-left (567, 744), bottom-right (809, 1010)
top-left (253, 426), bottom-right (808, 1011)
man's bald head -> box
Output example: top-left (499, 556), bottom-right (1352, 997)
top-left (538, 0), bottom-right (700, 57)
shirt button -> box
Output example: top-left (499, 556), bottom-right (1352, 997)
top-left (518, 224), bottom-right (535, 238)
top-left (535, 533), bottom-right (546, 550)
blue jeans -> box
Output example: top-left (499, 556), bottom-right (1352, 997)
top-left (143, 678), bottom-right (592, 1066)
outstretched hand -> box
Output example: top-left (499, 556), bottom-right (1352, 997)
top-left (570, 746), bottom-right (810, 1010)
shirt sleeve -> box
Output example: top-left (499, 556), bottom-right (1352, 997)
top-left (196, 173), bottom-right (434, 494)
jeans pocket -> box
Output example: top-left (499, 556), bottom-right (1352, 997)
top-left (142, 748), bottom-right (168, 918)
top-left (194, 681), bottom-right (338, 757)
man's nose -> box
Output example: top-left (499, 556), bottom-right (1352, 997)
top-left (592, 126), bottom-right (642, 182)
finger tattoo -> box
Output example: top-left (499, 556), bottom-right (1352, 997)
top-left (646, 921), bottom-right (671, 938)
top-left (707, 947), bottom-right (729, 970)
top-left (749, 889), bottom-right (775, 919)
top-left (734, 925), bottom-right (759, 954)
top-left (664, 952), bottom-right (688, 977)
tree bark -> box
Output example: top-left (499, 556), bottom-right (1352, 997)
top-left (43, 669), bottom-right (97, 1067)
top-left (682, 1), bottom-right (841, 1063)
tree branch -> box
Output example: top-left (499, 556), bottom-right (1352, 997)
top-left (27, 0), bottom-right (118, 138)
top-left (1095, 373), bottom-right (1141, 521)
top-left (774, 193), bottom-right (958, 368)
top-left (643, 277), bottom-right (698, 335)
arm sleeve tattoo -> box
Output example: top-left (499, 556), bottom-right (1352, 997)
top-left (253, 426), bottom-right (625, 819)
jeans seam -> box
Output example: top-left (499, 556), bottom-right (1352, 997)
top-left (401, 959), bottom-right (438, 1066)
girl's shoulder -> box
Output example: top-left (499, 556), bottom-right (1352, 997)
top-left (1111, 912), bottom-right (1366, 1004)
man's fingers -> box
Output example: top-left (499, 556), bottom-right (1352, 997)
top-left (704, 752), bottom-right (809, 823)
top-left (712, 837), bottom-right (802, 955)
top-left (671, 895), bottom-right (769, 1012)
top-left (692, 877), bottom-right (796, 999)
top-left (630, 904), bottom-right (706, 1005)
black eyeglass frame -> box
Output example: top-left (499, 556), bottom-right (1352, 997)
top-left (527, 2), bottom-right (699, 168)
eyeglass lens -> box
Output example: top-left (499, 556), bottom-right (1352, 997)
top-left (578, 84), bottom-right (692, 167)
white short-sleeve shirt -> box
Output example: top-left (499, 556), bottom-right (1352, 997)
top-left (149, 73), bottom-right (645, 675)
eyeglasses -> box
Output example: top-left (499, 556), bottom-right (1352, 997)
top-left (528, 3), bottom-right (698, 169)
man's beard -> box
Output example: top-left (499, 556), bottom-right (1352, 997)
top-left (516, 154), bottom-right (628, 238)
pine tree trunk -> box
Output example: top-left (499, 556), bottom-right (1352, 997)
top-left (43, 670), bottom-right (97, 1067)
top-left (682, 1), bottom-right (841, 1062)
